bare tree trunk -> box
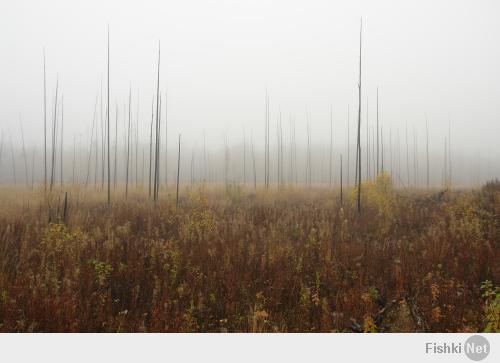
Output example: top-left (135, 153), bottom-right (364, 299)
top-left (203, 129), bottom-right (207, 183)
top-left (94, 100), bottom-right (98, 187)
top-left (176, 134), bottom-right (181, 209)
top-left (224, 135), bottom-right (229, 187)
top-left (329, 106), bottom-right (333, 187)
top-left (448, 118), bottom-right (452, 187)
top-left (347, 106), bottom-right (350, 186)
top-left (243, 127), bottom-right (246, 186)
top-left (164, 91), bottom-right (168, 188)
top-left (340, 153), bottom-right (343, 206)
top-left (149, 96), bottom-right (154, 199)
top-left (280, 114), bottom-right (284, 188)
top-left (20, 121), bottom-right (28, 187)
top-left (142, 147), bottom-right (145, 187)
top-left (412, 126), bottom-right (416, 186)
top-left (72, 135), bottom-right (76, 184)
top-left (380, 126), bottom-right (384, 173)
top-left (306, 111), bottom-right (312, 188)
top-left (155, 94), bottom-right (162, 197)
top-left (43, 49), bottom-right (47, 193)
top-left (190, 150), bottom-right (194, 186)
top-left (31, 148), bottom-right (35, 188)
top-left (443, 137), bottom-right (448, 188)
top-left (85, 97), bottom-right (98, 187)
top-left (153, 42), bottom-right (161, 202)
top-left (366, 97), bottom-right (369, 181)
top-left (426, 115), bottom-right (429, 189)
top-left (389, 128), bottom-right (393, 177)
top-left (251, 134), bottom-right (257, 189)
top-left (107, 27), bottom-right (111, 205)
top-left (372, 126), bottom-right (376, 180)
top-left (60, 97), bottom-right (64, 187)
top-left (114, 104), bottom-right (118, 189)
top-left (126, 87), bottom-right (131, 199)
top-left (9, 133), bottom-right (16, 185)
top-left (135, 90), bottom-right (139, 188)
top-left (100, 86), bottom-right (105, 190)
top-left (264, 89), bottom-right (269, 189)
top-left (405, 121), bottom-right (410, 187)
top-left (356, 19), bottom-right (362, 213)
top-left (0, 135), bottom-right (4, 181)
top-left (50, 78), bottom-right (59, 192)
top-left (376, 87), bottom-right (379, 176)
top-left (276, 115), bottom-right (280, 187)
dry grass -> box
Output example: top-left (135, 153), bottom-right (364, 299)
top-left (0, 176), bottom-right (498, 332)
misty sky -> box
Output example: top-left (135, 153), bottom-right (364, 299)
top-left (1, 0), bottom-right (499, 155)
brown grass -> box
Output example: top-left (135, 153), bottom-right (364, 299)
top-left (0, 176), bottom-right (498, 332)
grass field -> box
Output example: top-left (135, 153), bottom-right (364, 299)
top-left (0, 176), bottom-right (498, 332)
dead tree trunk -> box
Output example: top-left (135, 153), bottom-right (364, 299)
top-left (176, 134), bottom-right (181, 209)
top-left (356, 19), bottom-right (362, 213)
top-left (329, 106), bottom-right (333, 187)
top-left (126, 87), bottom-right (131, 199)
top-left (426, 115), bottom-right (429, 189)
top-left (107, 27), bottom-right (111, 205)
top-left (153, 42), bottom-right (161, 202)
top-left (340, 153), bottom-right (343, 207)
top-left (43, 49), bottom-right (47, 193)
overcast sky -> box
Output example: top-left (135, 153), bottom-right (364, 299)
top-left (1, 0), bottom-right (499, 155)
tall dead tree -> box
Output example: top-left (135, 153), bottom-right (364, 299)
top-left (340, 153), bottom-right (343, 207)
top-left (164, 91), bottom-right (168, 187)
top-left (153, 42), bottom-right (161, 202)
top-left (356, 19), bottom-right (362, 213)
top-left (72, 135), bottom-right (76, 183)
top-left (31, 148), bottom-right (35, 188)
top-left (425, 115), bottom-right (429, 189)
top-left (366, 98), bottom-right (369, 180)
top-left (224, 135), bottom-right (229, 186)
top-left (203, 130), bottom-right (207, 183)
top-left (251, 134), bottom-right (257, 189)
top-left (60, 97), bottom-right (64, 186)
top-left (329, 106), bottom-right (333, 187)
top-left (0, 133), bottom-right (4, 178)
top-left (276, 114), bottom-right (281, 187)
top-left (347, 106), bottom-right (350, 185)
top-left (380, 126), bottom-right (384, 172)
top-left (306, 111), bottom-right (312, 188)
top-left (9, 134), bottom-right (16, 185)
top-left (413, 125), bottom-right (418, 187)
top-left (448, 118), bottom-right (452, 187)
top-left (376, 87), bottom-right (379, 176)
top-left (443, 137), bottom-right (448, 188)
top-left (107, 27), bottom-right (111, 205)
top-left (176, 134), bottom-right (181, 209)
top-left (114, 104), bottom-right (118, 188)
top-left (405, 121), bottom-right (410, 187)
top-left (43, 49), bottom-right (47, 193)
top-left (279, 114), bottom-right (284, 187)
top-left (50, 78), bottom-right (59, 192)
top-left (155, 93), bottom-right (162, 197)
top-left (126, 87), bottom-right (131, 199)
top-left (19, 121), bottom-right (29, 186)
top-left (85, 96), bottom-right (98, 187)
top-left (264, 89), bottom-right (270, 189)
top-left (243, 127), bottom-right (246, 185)
top-left (100, 86), bottom-right (105, 190)
top-left (149, 96), bottom-right (154, 198)
top-left (135, 90), bottom-right (139, 188)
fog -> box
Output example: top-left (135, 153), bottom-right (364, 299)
top-left (0, 0), bottom-right (499, 187)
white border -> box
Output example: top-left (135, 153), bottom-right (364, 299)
top-left (0, 333), bottom-right (498, 363)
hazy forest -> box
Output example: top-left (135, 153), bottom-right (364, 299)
top-left (0, 12), bottom-right (499, 332)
